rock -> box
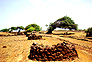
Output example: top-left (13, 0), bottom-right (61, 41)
top-left (28, 34), bottom-right (42, 40)
top-left (3, 46), bottom-right (7, 48)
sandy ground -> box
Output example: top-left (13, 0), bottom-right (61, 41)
top-left (0, 31), bottom-right (92, 62)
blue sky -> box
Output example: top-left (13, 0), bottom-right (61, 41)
top-left (0, 0), bottom-right (92, 30)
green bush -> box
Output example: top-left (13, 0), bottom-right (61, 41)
top-left (25, 23), bottom-right (42, 32)
top-left (27, 27), bottom-right (35, 32)
top-left (87, 27), bottom-right (92, 32)
top-left (0, 28), bottom-right (9, 32)
top-left (17, 26), bottom-right (24, 30)
top-left (86, 27), bottom-right (92, 37)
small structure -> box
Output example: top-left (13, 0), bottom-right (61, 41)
top-left (11, 29), bottom-right (25, 35)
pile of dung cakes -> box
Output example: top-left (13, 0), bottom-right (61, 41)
top-left (27, 34), bottom-right (42, 40)
top-left (28, 42), bottom-right (78, 61)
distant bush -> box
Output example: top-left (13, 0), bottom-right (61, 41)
top-left (78, 29), bottom-right (83, 31)
top-left (77, 29), bottom-right (87, 31)
top-left (86, 27), bottom-right (92, 37)
top-left (83, 29), bottom-right (87, 31)
top-left (0, 28), bottom-right (9, 32)
top-left (25, 23), bottom-right (42, 32)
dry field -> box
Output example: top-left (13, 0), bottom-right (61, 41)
top-left (0, 31), bottom-right (92, 62)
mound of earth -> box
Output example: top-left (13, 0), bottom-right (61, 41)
top-left (28, 42), bottom-right (78, 61)
top-left (28, 34), bottom-right (42, 40)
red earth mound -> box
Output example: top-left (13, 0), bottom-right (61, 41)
top-left (28, 42), bottom-right (78, 61)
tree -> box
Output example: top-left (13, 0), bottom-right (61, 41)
top-left (16, 26), bottom-right (24, 33)
top-left (45, 24), bottom-right (48, 27)
top-left (56, 16), bottom-right (78, 30)
top-left (47, 22), bottom-right (54, 30)
top-left (86, 27), bottom-right (92, 37)
top-left (11, 27), bottom-right (17, 30)
top-left (46, 16), bottom-right (78, 34)
top-left (57, 16), bottom-right (75, 24)
top-left (17, 26), bottom-right (24, 30)
top-left (56, 15), bottom-right (77, 30)
top-left (0, 28), bottom-right (9, 32)
top-left (25, 23), bottom-right (42, 32)
top-left (27, 27), bottom-right (35, 32)
top-left (9, 27), bottom-right (17, 32)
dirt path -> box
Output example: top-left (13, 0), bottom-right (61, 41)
top-left (0, 34), bottom-right (92, 62)
top-left (42, 34), bottom-right (92, 62)
top-left (52, 35), bottom-right (92, 62)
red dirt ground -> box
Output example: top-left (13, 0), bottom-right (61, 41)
top-left (0, 31), bottom-right (92, 62)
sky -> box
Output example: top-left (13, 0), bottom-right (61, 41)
top-left (0, 0), bottom-right (92, 30)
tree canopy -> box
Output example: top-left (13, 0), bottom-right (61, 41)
top-left (55, 16), bottom-right (78, 30)
top-left (49, 16), bottom-right (78, 30)
top-left (46, 16), bottom-right (78, 34)
top-left (9, 27), bottom-right (17, 32)
top-left (0, 28), bottom-right (9, 32)
top-left (16, 26), bottom-right (24, 30)
top-left (57, 16), bottom-right (75, 25)
top-left (86, 27), bottom-right (92, 37)
top-left (25, 23), bottom-right (42, 32)
top-left (10, 27), bottom-right (17, 30)
top-left (16, 26), bottom-right (25, 33)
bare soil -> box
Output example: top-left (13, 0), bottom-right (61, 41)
top-left (0, 31), bottom-right (92, 62)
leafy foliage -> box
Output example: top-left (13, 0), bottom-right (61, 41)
top-left (86, 27), bottom-right (92, 33)
top-left (57, 16), bottom-right (75, 25)
top-left (11, 27), bottom-right (17, 30)
top-left (27, 27), bottom-right (35, 32)
top-left (17, 26), bottom-right (24, 30)
top-left (86, 27), bottom-right (92, 37)
top-left (47, 22), bottom-right (54, 30)
top-left (9, 27), bottom-right (17, 32)
top-left (45, 24), bottom-right (48, 27)
top-left (16, 26), bottom-right (25, 33)
top-left (54, 16), bottom-right (78, 30)
top-left (47, 16), bottom-right (78, 31)
top-left (0, 28), bottom-right (9, 32)
top-left (25, 23), bottom-right (42, 32)
top-left (56, 16), bottom-right (77, 30)
top-left (46, 16), bottom-right (78, 34)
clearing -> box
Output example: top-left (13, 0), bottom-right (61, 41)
top-left (0, 31), bottom-right (92, 62)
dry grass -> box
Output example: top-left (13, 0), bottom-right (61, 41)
top-left (0, 32), bottom-right (15, 36)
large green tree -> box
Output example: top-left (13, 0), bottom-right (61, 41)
top-left (55, 16), bottom-right (78, 30)
top-left (25, 23), bottom-right (42, 32)
top-left (46, 16), bottom-right (78, 34)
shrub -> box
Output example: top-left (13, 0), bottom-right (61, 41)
top-left (0, 28), bottom-right (9, 32)
top-left (86, 27), bottom-right (92, 37)
top-left (25, 23), bottom-right (42, 32)
top-left (27, 27), bottom-right (35, 32)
